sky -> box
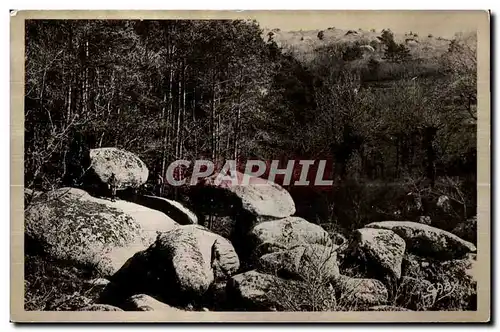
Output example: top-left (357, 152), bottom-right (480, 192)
top-left (11, 10), bottom-right (486, 39)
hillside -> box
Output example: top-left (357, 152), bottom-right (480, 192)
top-left (263, 27), bottom-right (453, 62)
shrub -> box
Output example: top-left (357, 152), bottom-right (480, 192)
top-left (391, 253), bottom-right (477, 311)
top-left (265, 244), bottom-right (349, 311)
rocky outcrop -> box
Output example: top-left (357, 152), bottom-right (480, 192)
top-left (88, 147), bottom-right (149, 190)
top-left (25, 188), bottom-right (179, 275)
top-left (123, 294), bottom-right (184, 311)
top-left (134, 195), bottom-right (198, 225)
top-left (365, 221), bottom-right (476, 259)
top-left (249, 216), bottom-right (333, 258)
top-left (102, 225), bottom-right (239, 306)
top-left (334, 276), bottom-right (388, 307)
top-left (351, 228), bottom-right (406, 279)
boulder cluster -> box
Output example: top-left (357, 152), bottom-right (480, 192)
top-left (25, 148), bottom-right (477, 312)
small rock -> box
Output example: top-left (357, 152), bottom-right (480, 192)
top-left (78, 304), bottom-right (123, 311)
top-left (226, 270), bottom-right (300, 311)
top-left (334, 275), bottom-right (388, 307)
top-left (123, 294), bottom-right (183, 311)
top-left (368, 305), bottom-right (412, 311)
top-left (85, 278), bottom-right (110, 287)
top-left (437, 195), bottom-right (451, 212)
top-left (417, 216), bottom-right (432, 225)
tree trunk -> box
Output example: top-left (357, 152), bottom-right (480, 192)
top-left (82, 38), bottom-right (89, 115)
top-left (211, 78), bottom-right (216, 163)
top-left (424, 127), bottom-right (438, 187)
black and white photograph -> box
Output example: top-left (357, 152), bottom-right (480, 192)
top-left (11, 10), bottom-right (490, 322)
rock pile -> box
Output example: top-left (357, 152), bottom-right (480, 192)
top-left (24, 148), bottom-right (477, 312)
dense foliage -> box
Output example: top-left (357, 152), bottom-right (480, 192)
top-left (25, 20), bottom-right (477, 231)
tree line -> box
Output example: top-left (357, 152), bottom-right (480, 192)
top-left (25, 20), bottom-right (477, 224)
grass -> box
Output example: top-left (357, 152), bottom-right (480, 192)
top-left (24, 254), bottom-right (103, 311)
top-left (393, 253), bottom-right (477, 311)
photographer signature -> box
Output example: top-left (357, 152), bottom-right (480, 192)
top-left (421, 281), bottom-right (457, 305)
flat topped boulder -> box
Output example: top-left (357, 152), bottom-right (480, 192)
top-left (25, 187), bottom-right (178, 275)
top-left (88, 147), bottom-right (149, 189)
top-left (196, 171), bottom-right (295, 219)
top-left (365, 221), bottom-right (476, 259)
top-left (135, 195), bottom-right (198, 225)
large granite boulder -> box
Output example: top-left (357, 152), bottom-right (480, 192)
top-left (102, 225), bottom-right (239, 306)
top-left (350, 228), bottom-right (406, 279)
top-left (88, 147), bottom-right (149, 190)
top-left (196, 171), bottom-right (296, 219)
top-left (25, 187), bottom-right (179, 275)
top-left (258, 244), bottom-right (339, 281)
top-left (365, 221), bottom-right (476, 259)
top-left (134, 195), bottom-right (198, 225)
top-left (248, 216), bottom-right (333, 259)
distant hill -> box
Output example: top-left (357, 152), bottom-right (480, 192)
top-left (262, 27), bottom-right (453, 63)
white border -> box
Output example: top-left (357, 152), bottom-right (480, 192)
top-left (3, 1), bottom-right (497, 331)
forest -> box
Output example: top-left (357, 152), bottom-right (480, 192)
top-left (25, 19), bottom-right (477, 233)
top-left (23, 18), bottom-right (479, 313)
